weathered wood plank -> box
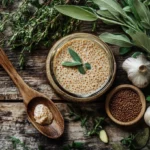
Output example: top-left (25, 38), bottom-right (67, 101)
top-left (0, 44), bottom-right (130, 101)
top-left (0, 103), bottom-right (149, 150)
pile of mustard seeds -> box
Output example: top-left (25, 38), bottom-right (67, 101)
top-left (109, 89), bottom-right (142, 122)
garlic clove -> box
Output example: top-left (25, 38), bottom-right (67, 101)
top-left (144, 106), bottom-right (150, 126)
top-left (122, 54), bottom-right (150, 88)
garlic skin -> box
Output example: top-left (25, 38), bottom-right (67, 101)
top-left (144, 106), bottom-right (150, 126)
top-left (122, 54), bottom-right (150, 88)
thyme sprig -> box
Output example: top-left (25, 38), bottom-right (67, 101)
top-left (0, 0), bottom-right (81, 69)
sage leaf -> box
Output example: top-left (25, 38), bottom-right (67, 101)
top-left (98, 16), bottom-right (125, 26)
top-left (62, 61), bottom-right (82, 67)
top-left (99, 32), bottom-right (133, 47)
top-left (133, 128), bottom-right (150, 149)
top-left (55, 5), bottom-right (98, 21)
top-left (128, 0), bottom-right (141, 21)
top-left (78, 65), bottom-right (86, 74)
top-left (84, 63), bottom-right (91, 70)
top-left (132, 52), bottom-right (143, 58)
top-left (123, 6), bottom-right (131, 12)
top-left (97, 10), bottom-right (115, 19)
top-left (132, 0), bottom-right (150, 27)
top-left (68, 48), bottom-right (82, 63)
top-left (93, 0), bottom-right (127, 17)
top-left (126, 29), bottom-right (150, 53)
top-left (119, 47), bottom-right (131, 55)
top-left (146, 96), bottom-right (150, 102)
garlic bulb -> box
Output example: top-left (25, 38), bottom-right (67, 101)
top-left (122, 54), bottom-right (150, 88)
top-left (144, 106), bottom-right (150, 126)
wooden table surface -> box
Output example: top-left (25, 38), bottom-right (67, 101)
top-left (0, 2), bottom-right (150, 150)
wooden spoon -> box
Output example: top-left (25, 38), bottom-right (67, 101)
top-left (0, 48), bottom-right (64, 139)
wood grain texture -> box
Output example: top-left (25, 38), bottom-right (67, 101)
top-left (0, 23), bottom-right (130, 101)
top-left (0, 103), bottom-right (150, 150)
top-left (1, 102), bottom-right (150, 150)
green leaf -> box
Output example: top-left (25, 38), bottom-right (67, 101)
top-left (133, 128), bottom-right (150, 149)
top-left (68, 48), bottom-right (82, 63)
top-left (119, 47), bottom-right (131, 55)
top-left (84, 63), bottom-right (91, 70)
top-left (55, 5), bottom-right (98, 21)
top-left (132, 52), bottom-right (143, 58)
top-left (62, 61), bottom-right (82, 67)
top-left (132, 0), bottom-right (150, 28)
top-left (146, 96), bottom-right (150, 102)
top-left (123, 6), bottom-right (131, 12)
top-left (128, 0), bottom-right (141, 21)
top-left (97, 10), bottom-right (115, 19)
top-left (99, 32), bottom-right (133, 47)
top-left (126, 29), bottom-right (150, 53)
top-left (93, 0), bottom-right (127, 17)
top-left (78, 65), bottom-right (86, 74)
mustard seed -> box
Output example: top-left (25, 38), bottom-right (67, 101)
top-left (109, 89), bottom-right (142, 122)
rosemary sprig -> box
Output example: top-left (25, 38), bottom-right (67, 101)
top-left (62, 48), bottom-right (91, 74)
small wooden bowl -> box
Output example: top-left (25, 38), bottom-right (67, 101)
top-left (105, 84), bottom-right (146, 126)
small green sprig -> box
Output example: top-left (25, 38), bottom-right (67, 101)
top-left (67, 104), bottom-right (105, 136)
top-left (63, 141), bottom-right (85, 150)
top-left (0, 0), bottom-right (14, 7)
top-left (10, 136), bottom-right (29, 150)
top-left (10, 136), bottom-right (45, 150)
top-left (62, 48), bottom-right (91, 74)
top-left (121, 134), bottom-right (136, 150)
top-left (146, 95), bottom-right (150, 102)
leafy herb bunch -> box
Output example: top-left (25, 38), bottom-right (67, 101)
top-left (55, 0), bottom-right (150, 56)
top-left (67, 104), bottom-right (105, 136)
top-left (0, 0), bottom-right (82, 68)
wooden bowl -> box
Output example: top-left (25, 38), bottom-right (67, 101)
top-left (46, 33), bottom-right (116, 102)
top-left (105, 84), bottom-right (146, 126)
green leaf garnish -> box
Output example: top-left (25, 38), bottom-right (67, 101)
top-left (68, 48), bottom-right (82, 63)
top-left (84, 63), bottom-right (91, 70)
top-left (78, 65), bottom-right (86, 74)
top-left (62, 48), bottom-right (91, 74)
top-left (62, 61), bottom-right (82, 67)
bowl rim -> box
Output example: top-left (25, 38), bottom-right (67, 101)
top-left (46, 33), bottom-right (116, 102)
top-left (105, 84), bottom-right (146, 126)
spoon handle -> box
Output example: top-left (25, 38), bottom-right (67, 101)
top-left (0, 48), bottom-right (37, 105)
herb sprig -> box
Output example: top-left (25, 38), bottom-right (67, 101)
top-left (10, 136), bottom-right (29, 150)
top-left (67, 104), bottom-right (105, 136)
top-left (62, 48), bottom-right (91, 74)
top-left (0, 0), bottom-right (14, 7)
top-left (121, 134), bottom-right (136, 150)
top-left (0, 0), bottom-right (82, 69)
